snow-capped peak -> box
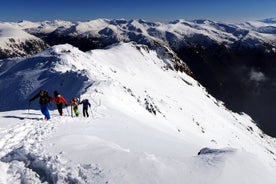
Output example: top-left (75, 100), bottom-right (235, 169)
top-left (0, 23), bottom-right (37, 41)
top-left (0, 23), bottom-right (48, 58)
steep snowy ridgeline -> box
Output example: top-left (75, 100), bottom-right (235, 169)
top-left (0, 43), bottom-right (276, 183)
top-left (0, 23), bottom-right (48, 58)
top-left (0, 44), bottom-right (93, 111)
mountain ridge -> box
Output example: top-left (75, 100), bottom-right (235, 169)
top-left (1, 18), bottom-right (276, 137)
top-left (2, 18), bottom-right (275, 57)
top-left (0, 42), bottom-right (276, 183)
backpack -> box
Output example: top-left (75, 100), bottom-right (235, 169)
top-left (70, 97), bottom-right (79, 106)
top-left (40, 90), bottom-right (51, 104)
top-left (44, 91), bottom-right (51, 102)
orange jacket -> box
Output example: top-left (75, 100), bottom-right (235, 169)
top-left (52, 95), bottom-right (67, 105)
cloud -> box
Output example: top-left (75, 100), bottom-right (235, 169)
top-left (249, 69), bottom-right (267, 82)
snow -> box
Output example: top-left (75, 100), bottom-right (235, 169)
top-left (0, 23), bottom-right (38, 45)
top-left (8, 18), bottom-right (275, 50)
top-left (0, 42), bottom-right (276, 183)
top-left (74, 19), bottom-right (112, 36)
top-left (0, 22), bottom-right (47, 58)
top-left (15, 20), bottom-right (74, 34)
top-left (244, 20), bottom-right (276, 28)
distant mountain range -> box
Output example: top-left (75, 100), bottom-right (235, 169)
top-left (1, 18), bottom-right (276, 137)
top-left (1, 18), bottom-right (276, 56)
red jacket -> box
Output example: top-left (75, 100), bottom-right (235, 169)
top-left (52, 95), bottom-right (67, 105)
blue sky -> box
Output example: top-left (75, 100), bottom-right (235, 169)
top-left (1, 0), bottom-right (276, 22)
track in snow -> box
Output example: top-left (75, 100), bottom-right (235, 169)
top-left (0, 115), bottom-right (108, 184)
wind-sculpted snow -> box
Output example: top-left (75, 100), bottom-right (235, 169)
top-left (0, 115), bottom-right (108, 184)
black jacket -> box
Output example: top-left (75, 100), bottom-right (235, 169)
top-left (29, 91), bottom-right (52, 105)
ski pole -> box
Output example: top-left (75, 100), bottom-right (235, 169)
top-left (27, 101), bottom-right (31, 118)
top-left (28, 102), bottom-right (31, 114)
top-left (71, 105), bottom-right (73, 117)
top-left (66, 105), bottom-right (70, 116)
top-left (89, 107), bottom-right (95, 119)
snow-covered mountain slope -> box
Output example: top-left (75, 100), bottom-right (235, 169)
top-left (2, 18), bottom-right (275, 138)
top-left (13, 18), bottom-right (276, 50)
top-left (0, 22), bottom-right (48, 59)
top-left (240, 18), bottom-right (276, 34)
top-left (0, 43), bottom-right (276, 183)
top-left (16, 20), bottom-right (74, 35)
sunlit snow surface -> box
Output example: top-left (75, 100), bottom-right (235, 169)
top-left (0, 43), bottom-right (276, 183)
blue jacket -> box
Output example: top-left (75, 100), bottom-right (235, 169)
top-left (80, 99), bottom-right (91, 108)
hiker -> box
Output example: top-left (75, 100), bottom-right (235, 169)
top-left (52, 90), bottom-right (67, 116)
top-left (29, 90), bottom-right (52, 120)
top-left (70, 97), bottom-right (80, 117)
top-left (79, 99), bottom-right (91, 117)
